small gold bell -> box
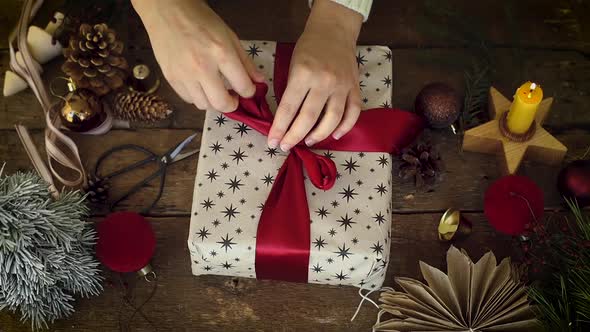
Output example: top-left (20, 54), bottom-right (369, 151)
top-left (129, 64), bottom-right (160, 94)
top-left (59, 78), bottom-right (105, 132)
top-left (438, 208), bottom-right (472, 241)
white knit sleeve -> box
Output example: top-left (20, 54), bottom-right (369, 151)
top-left (308, 0), bottom-right (373, 22)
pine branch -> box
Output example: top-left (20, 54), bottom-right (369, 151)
top-left (460, 58), bottom-right (492, 133)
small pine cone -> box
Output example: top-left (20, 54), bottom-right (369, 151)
top-left (398, 143), bottom-right (442, 187)
top-left (61, 23), bottom-right (128, 96)
top-left (113, 90), bottom-right (173, 122)
top-left (83, 174), bottom-right (110, 203)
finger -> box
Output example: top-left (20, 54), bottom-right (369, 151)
top-left (267, 83), bottom-right (309, 149)
top-left (280, 89), bottom-right (329, 151)
top-left (333, 87), bottom-right (362, 139)
top-left (219, 50), bottom-right (257, 98)
top-left (189, 83), bottom-right (211, 110)
top-left (304, 92), bottom-right (346, 146)
top-left (231, 36), bottom-right (265, 83)
top-left (170, 79), bottom-right (192, 104)
top-left (200, 70), bottom-right (239, 112)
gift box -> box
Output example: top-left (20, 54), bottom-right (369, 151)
top-left (188, 41), bottom-right (422, 288)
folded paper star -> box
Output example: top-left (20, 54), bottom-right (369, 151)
top-left (463, 87), bottom-right (567, 174)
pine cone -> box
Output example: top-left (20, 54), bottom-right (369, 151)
top-left (83, 174), bottom-right (110, 203)
top-left (62, 23), bottom-right (128, 96)
top-left (113, 90), bottom-right (173, 122)
top-left (399, 143), bottom-right (442, 187)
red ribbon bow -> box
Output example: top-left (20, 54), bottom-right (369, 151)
top-left (225, 43), bottom-right (423, 282)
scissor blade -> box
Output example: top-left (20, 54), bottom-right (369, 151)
top-left (171, 149), bottom-right (199, 163)
top-left (168, 133), bottom-right (198, 160)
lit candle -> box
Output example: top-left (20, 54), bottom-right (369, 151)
top-left (506, 82), bottom-right (543, 134)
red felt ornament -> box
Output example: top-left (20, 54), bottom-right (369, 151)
top-left (484, 175), bottom-right (544, 235)
top-left (557, 160), bottom-right (590, 207)
top-left (96, 211), bottom-right (156, 275)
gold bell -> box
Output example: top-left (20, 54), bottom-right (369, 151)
top-left (58, 78), bottom-right (105, 132)
top-left (438, 208), bottom-right (472, 241)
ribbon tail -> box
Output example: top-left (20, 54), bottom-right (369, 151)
top-left (255, 153), bottom-right (310, 282)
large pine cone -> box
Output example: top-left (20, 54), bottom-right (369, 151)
top-left (62, 23), bottom-right (128, 96)
top-left (113, 90), bottom-right (173, 123)
top-left (399, 143), bottom-right (442, 187)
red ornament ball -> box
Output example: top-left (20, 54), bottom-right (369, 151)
top-left (415, 82), bottom-right (461, 128)
top-left (96, 211), bottom-right (156, 273)
top-left (558, 160), bottom-right (590, 207)
top-left (484, 175), bottom-right (544, 236)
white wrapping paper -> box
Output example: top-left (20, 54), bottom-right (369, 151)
top-left (188, 41), bottom-right (394, 288)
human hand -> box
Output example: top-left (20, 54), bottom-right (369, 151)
top-left (132, 0), bottom-right (265, 112)
top-left (268, 0), bottom-right (363, 151)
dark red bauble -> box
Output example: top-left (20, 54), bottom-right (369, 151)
top-left (414, 82), bottom-right (461, 128)
top-left (484, 175), bottom-right (544, 236)
top-left (558, 160), bottom-right (590, 207)
top-left (96, 211), bottom-right (156, 273)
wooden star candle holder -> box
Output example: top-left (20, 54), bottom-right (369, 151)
top-left (462, 87), bottom-right (567, 174)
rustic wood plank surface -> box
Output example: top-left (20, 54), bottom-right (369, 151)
top-left (1, 0), bottom-right (589, 331)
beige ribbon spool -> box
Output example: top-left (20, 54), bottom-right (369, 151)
top-left (10, 0), bottom-right (112, 192)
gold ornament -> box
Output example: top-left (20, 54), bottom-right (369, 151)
top-left (55, 78), bottom-right (105, 132)
top-left (129, 64), bottom-right (160, 94)
top-left (438, 208), bottom-right (472, 241)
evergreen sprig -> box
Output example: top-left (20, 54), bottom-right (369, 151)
top-left (0, 169), bottom-right (102, 330)
top-left (460, 57), bottom-right (492, 133)
top-left (528, 198), bottom-right (590, 331)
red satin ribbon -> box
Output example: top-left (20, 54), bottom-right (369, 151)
top-left (225, 43), bottom-right (423, 282)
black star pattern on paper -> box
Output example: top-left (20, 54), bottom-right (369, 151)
top-left (247, 142), bottom-right (254, 149)
top-left (315, 206), bottom-right (330, 219)
top-left (265, 147), bottom-right (279, 158)
top-left (206, 170), bottom-right (219, 182)
top-left (327, 257), bottom-right (334, 264)
top-left (328, 228), bottom-right (337, 237)
top-left (225, 135), bottom-right (233, 142)
top-left (335, 243), bottom-right (352, 260)
top-left (235, 228), bottom-right (243, 234)
top-left (356, 52), bottom-right (367, 66)
top-left (358, 152), bottom-right (365, 158)
top-left (356, 180), bottom-right (363, 186)
top-left (225, 176), bottom-right (244, 193)
top-left (362, 97), bottom-right (368, 104)
top-left (359, 80), bottom-right (366, 90)
top-left (352, 237), bottom-right (359, 245)
top-left (377, 155), bottom-right (389, 168)
top-left (204, 265), bottom-right (212, 271)
top-left (209, 141), bottom-right (223, 154)
top-left (210, 250), bottom-right (217, 257)
top-left (215, 115), bottom-right (227, 126)
top-left (201, 198), bottom-right (215, 211)
top-left (217, 234), bottom-right (237, 252)
top-left (339, 185), bottom-right (358, 202)
top-left (383, 50), bottom-right (392, 62)
top-left (216, 191), bottom-right (225, 198)
top-left (375, 183), bottom-right (388, 196)
top-left (239, 198), bottom-right (246, 205)
top-left (197, 227), bottom-right (211, 241)
top-left (331, 200), bottom-right (339, 208)
top-left (341, 157), bottom-right (359, 174)
top-left (373, 212), bottom-right (386, 225)
top-left (364, 72), bottom-right (371, 78)
top-left (323, 151), bottom-right (334, 159)
top-left (230, 148), bottom-right (247, 164)
top-left (222, 204), bottom-right (239, 221)
top-left (313, 236), bottom-right (327, 250)
top-left (212, 219), bottom-right (221, 227)
top-left (261, 174), bottom-right (274, 186)
top-left (312, 263), bottom-right (324, 273)
top-left (243, 171), bottom-right (250, 177)
top-left (337, 213), bottom-right (356, 231)
top-left (371, 241), bottom-right (384, 255)
top-left (382, 75), bottom-right (392, 88)
top-left (234, 123), bottom-right (251, 136)
top-left (336, 172), bottom-right (342, 179)
top-left (246, 44), bottom-right (261, 57)
top-left (380, 101), bottom-right (391, 108)
top-left (353, 208), bottom-right (361, 215)
top-left (257, 203), bottom-right (265, 211)
top-left (221, 261), bottom-right (233, 269)
top-left (221, 162), bottom-right (229, 170)
top-left (334, 270), bottom-right (349, 281)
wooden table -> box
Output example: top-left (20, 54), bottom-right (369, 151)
top-left (1, 1), bottom-right (589, 331)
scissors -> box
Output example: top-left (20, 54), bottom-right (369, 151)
top-left (94, 133), bottom-right (199, 213)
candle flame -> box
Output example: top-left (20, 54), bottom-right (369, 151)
top-left (527, 82), bottom-right (537, 98)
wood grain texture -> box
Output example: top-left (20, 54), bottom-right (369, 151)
top-left (0, 212), bottom-right (520, 332)
top-left (2, 128), bottom-right (589, 216)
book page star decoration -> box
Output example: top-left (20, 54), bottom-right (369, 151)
top-left (373, 246), bottom-right (538, 331)
top-left (462, 87), bottom-right (567, 174)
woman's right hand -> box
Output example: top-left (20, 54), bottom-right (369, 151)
top-left (132, 0), bottom-right (265, 112)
